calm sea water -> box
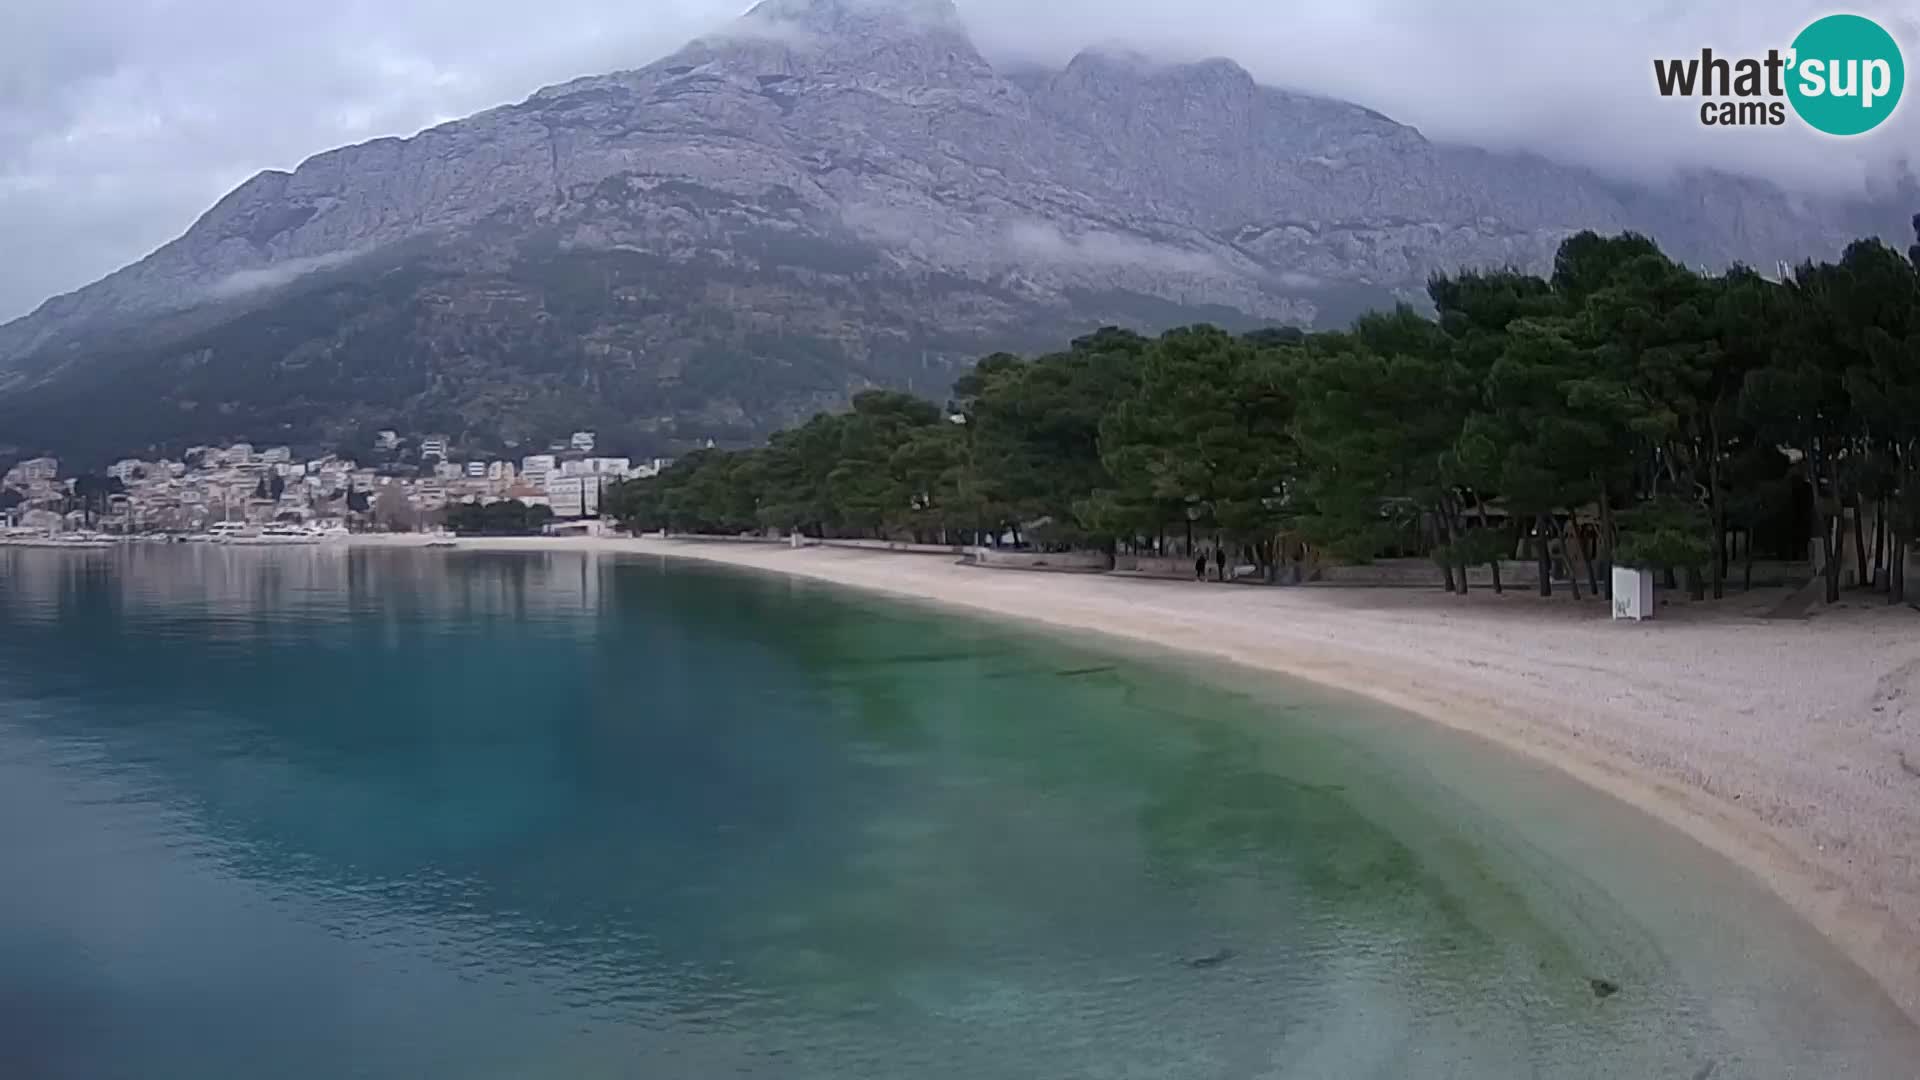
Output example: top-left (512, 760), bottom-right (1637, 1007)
top-left (1, 546), bottom-right (1914, 1079)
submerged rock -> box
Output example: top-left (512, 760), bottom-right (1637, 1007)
top-left (1185, 948), bottom-right (1236, 970)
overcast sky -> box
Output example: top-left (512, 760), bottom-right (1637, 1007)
top-left (3, 0), bottom-right (1915, 323)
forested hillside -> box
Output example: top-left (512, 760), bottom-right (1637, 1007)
top-left (611, 223), bottom-right (1920, 605)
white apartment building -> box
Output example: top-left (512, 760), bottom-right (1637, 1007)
top-left (4, 457), bottom-right (60, 488)
top-left (546, 475), bottom-right (602, 519)
top-left (520, 454), bottom-right (556, 484)
top-left (570, 431), bottom-right (597, 453)
top-left (421, 436), bottom-right (449, 459)
top-left (583, 457), bottom-right (632, 477)
top-left (465, 461), bottom-right (488, 478)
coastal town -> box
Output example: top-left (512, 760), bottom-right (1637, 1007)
top-left (0, 429), bottom-right (672, 539)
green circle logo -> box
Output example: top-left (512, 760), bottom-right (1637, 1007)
top-left (1787, 14), bottom-right (1905, 135)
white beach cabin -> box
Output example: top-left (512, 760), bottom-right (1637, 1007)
top-left (1611, 566), bottom-right (1655, 621)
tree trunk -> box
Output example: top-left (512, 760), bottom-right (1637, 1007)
top-left (1743, 529), bottom-right (1755, 592)
top-left (1898, 457), bottom-right (1914, 602)
top-left (1446, 498), bottom-right (1470, 595)
top-left (1825, 516), bottom-right (1843, 605)
top-left (1535, 514), bottom-right (1553, 598)
top-left (1598, 487), bottom-right (1617, 600)
top-left (1892, 530), bottom-right (1907, 605)
top-left (1720, 522), bottom-right (1735, 595)
top-left (1663, 566), bottom-right (1678, 592)
top-left (1582, 526), bottom-right (1601, 598)
top-left (1430, 510), bottom-right (1456, 593)
top-left (1873, 501), bottom-right (1887, 592)
top-left (1853, 501), bottom-right (1870, 591)
top-left (1710, 421), bottom-right (1726, 601)
top-left (1474, 493), bottom-right (1501, 594)
top-left (1822, 453), bottom-right (1842, 606)
top-left (1456, 502), bottom-right (1473, 595)
top-left (1564, 521), bottom-right (1587, 601)
top-left (1438, 498), bottom-right (1468, 595)
top-left (1687, 565), bottom-right (1705, 602)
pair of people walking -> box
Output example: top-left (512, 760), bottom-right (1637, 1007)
top-left (1194, 547), bottom-right (1229, 582)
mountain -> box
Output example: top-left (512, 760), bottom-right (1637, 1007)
top-left (0, 0), bottom-right (1908, 465)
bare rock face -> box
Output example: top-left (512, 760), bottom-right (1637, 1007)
top-left (0, 0), bottom-right (1900, 459)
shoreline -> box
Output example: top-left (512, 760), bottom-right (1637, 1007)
top-left (354, 532), bottom-right (1920, 1027)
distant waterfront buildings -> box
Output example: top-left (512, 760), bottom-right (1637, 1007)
top-left (5, 432), bottom-right (668, 535)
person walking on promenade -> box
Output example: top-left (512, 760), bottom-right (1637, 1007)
top-left (1194, 550), bottom-right (1209, 581)
top-left (1215, 546), bottom-right (1228, 582)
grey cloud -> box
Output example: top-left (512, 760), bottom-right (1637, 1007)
top-left (2, 0), bottom-right (1915, 323)
top-left (1004, 221), bottom-right (1229, 276)
top-left (206, 248), bottom-right (374, 300)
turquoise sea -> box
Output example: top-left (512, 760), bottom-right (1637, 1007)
top-left (0, 545), bottom-right (1914, 1078)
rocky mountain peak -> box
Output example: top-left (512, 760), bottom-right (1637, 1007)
top-left (1049, 48), bottom-right (1263, 113)
top-left (669, 0), bottom-right (983, 84)
top-left (741, 0), bottom-right (965, 39)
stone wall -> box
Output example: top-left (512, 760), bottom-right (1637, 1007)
top-left (1113, 555), bottom-right (1199, 579)
top-left (1310, 559), bottom-right (1543, 589)
top-left (968, 548), bottom-right (1111, 572)
top-left (818, 538), bottom-right (973, 556)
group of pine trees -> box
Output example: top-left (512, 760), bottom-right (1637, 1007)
top-left (607, 223), bottom-right (1920, 604)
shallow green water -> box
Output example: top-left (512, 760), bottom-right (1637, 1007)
top-left (0, 546), bottom-right (1912, 1077)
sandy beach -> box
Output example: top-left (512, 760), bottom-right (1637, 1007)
top-left (357, 533), bottom-right (1920, 1025)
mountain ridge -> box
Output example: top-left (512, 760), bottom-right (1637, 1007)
top-left (0, 0), bottom-right (1910, 463)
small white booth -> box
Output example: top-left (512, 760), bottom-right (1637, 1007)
top-left (1611, 566), bottom-right (1655, 621)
